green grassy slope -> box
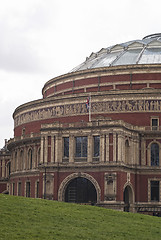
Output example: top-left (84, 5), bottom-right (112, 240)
top-left (0, 194), bottom-right (161, 240)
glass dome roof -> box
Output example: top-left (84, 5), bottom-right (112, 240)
top-left (71, 34), bottom-right (161, 72)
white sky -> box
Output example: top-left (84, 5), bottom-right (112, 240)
top-left (0, 0), bottom-right (161, 148)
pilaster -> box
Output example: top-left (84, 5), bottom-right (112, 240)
top-left (100, 134), bottom-right (105, 162)
top-left (51, 136), bottom-right (55, 163)
top-left (69, 135), bottom-right (74, 163)
top-left (105, 134), bottom-right (109, 162)
top-left (44, 136), bottom-right (48, 163)
top-left (40, 137), bottom-right (44, 164)
top-left (55, 135), bottom-right (62, 163)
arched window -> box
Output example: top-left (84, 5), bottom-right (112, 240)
top-left (20, 150), bottom-right (24, 170)
top-left (125, 139), bottom-right (130, 164)
top-left (28, 149), bottom-right (33, 169)
top-left (151, 143), bottom-right (159, 166)
top-left (36, 148), bottom-right (41, 168)
top-left (15, 152), bottom-right (17, 171)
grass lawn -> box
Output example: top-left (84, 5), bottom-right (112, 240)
top-left (0, 194), bottom-right (161, 240)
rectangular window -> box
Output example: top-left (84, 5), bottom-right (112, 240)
top-left (13, 183), bottom-right (15, 195)
top-left (8, 162), bottom-right (11, 176)
top-left (26, 182), bottom-right (30, 198)
top-left (36, 181), bottom-right (39, 198)
top-left (93, 136), bottom-right (100, 157)
top-left (151, 118), bottom-right (159, 130)
top-left (0, 160), bottom-right (2, 178)
top-left (75, 137), bottom-right (87, 158)
top-left (18, 182), bottom-right (21, 196)
top-left (151, 181), bottom-right (159, 201)
top-left (64, 137), bottom-right (69, 158)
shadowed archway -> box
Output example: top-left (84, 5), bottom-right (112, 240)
top-left (123, 185), bottom-right (134, 212)
top-left (65, 177), bottom-right (97, 204)
top-left (58, 172), bottom-right (101, 203)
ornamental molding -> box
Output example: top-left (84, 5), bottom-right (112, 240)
top-left (14, 98), bottom-right (161, 127)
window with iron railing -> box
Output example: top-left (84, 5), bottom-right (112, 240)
top-left (151, 181), bottom-right (159, 201)
top-left (26, 182), bottom-right (30, 197)
top-left (18, 182), bottom-right (21, 196)
top-left (151, 118), bottom-right (159, 130)
top-left (93, 136), bottom-right (100, 161)
top-left (151, 143), bottom-right (159, 166)
top-left (75, 137), bottom-right (87, 161)
top-left (64, 137), bottom-right (69, 158)
top-left (63, 137), bottom-right (69, 162)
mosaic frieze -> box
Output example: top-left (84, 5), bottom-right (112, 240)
top-left (14, 99), bottom-right (161, 127)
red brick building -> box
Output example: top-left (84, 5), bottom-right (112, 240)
top-left (0, 140), bottom-right (10, 194)
top-left (3, 33), bottom-right (161, 214)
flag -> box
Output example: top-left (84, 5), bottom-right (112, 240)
top-left (86, 96), bottom-right (90, 111)
top-left (86, 95), bottom-right (91, 121)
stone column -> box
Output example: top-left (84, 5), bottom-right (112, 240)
top-left (16, 149), bottom-right (20, 172)
top-left (134, 139), bottom-right (138, 165)
top-left (11, 152), bottom-right (14, 172)
top-left (2, 159), bottom-right (5, 178)
top-left (24, 147), bottom-right (27, 170)
top-left (87, 135), bottom-right (93, 162)
top-left (40, 136), bottom-right (44, 164)
top-left (105, 134), bottom-right (109, 162)
top-left (51, 136), bottom-right (55, 163)
top-left (118, 134), bottom-right (123, 163)
top-left (130, 139), bottom-right (134, 165)
top-left (15, 150), bottom-right (17, 171)
top-left (44, 136), bottom-right (48, 163)
top-left (17, 151), bottom-right (19, 171)
top-left (136, 139), bottom-right (140, 165)
top-left (69, 135), bottom-right (74, 163)
top-left (113, 133), bottom-right (117, 162)
top-left (55, 135), bottom-right (62, 163)
top-left (15, 151), bottom-right (17, 172)
top-left (122, 137), bottom-right (125, 164)
top-left (141, 137), bottom-right (146, 166)
top-left (33, 145), bottom-right (37, 168)
top-left (159, 145), bottom-right (161, 167)
top-left (100, 134), bottom-right (105, 162)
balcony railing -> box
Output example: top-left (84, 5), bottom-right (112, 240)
top-left (144, 126), bottom-right (161, 131)
top-left (8, 132), bottom-right (41, 144)
top-left (74, 157), bottom-right (87, 162)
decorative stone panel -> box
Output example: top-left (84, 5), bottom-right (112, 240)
top-left (104, 172), bottom-right (117, 201)
top-left (43, 172), bottom-right (54, 200)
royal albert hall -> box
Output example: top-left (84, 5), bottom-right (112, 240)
top-left (2, 33), bottom-right (161, 214)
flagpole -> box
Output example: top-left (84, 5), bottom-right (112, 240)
top-left (89, 93), bottom-right (91, 122)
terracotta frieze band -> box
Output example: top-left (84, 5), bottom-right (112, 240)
top-left (14, 99), bottom-right (161, 127)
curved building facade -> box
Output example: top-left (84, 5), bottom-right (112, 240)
top-left (5, 33), bottom-right (161, 214)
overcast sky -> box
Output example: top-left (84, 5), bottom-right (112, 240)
top-left (0, 0), bottom-right (161, 147)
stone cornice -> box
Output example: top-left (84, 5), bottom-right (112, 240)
top-left (42, 64), bottom-right (161, 94)
top-left (13, 88), bottom-right (161, 117)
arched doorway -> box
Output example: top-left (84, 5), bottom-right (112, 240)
top-left (65, 177), bottom-right (97, 204)
top-left (123, 185), bottom-right (133, 212)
